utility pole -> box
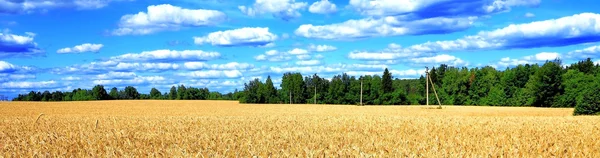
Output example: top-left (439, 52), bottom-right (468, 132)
top-left (290, 91), bottom-right (292, 104)
top-left (314, 85), bottom-right (317, 104)
top-left (425, 66), bottom-right (442, 108)
top-left (426, 67), bottom-right (429, 106)
top-left (360, 78), bottom-right (363, 106)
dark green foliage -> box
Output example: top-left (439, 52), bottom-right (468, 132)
top-left (525, 60), bottom-right (564, 107)
top-left (14, 84), bottom-right (234, 101)
top-left (382, 68), bottom-right (394, 93)
top-left (109, 87), bottom-right (119, 100)
top-left (92, 85), bottom-right (108, 100)
top-left (150, 88), bottom-right (162, 99)
top-left (12, 58), bottom-right (600, 111)
top-left (574, 80), bottom-right (600, 115)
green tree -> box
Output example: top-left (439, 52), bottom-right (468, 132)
top-left (150, 88), bottom-right (162, 99)
top-left (557, 70), bottom-right (594, 107)
top-left (109, 87), bottom-right (119, 100)
top-left (263, 76), bottom-right (279, 103)
top-left (574, 79), bottom-right (600, 115)
top-left (281, 72), bottom-right (306, 104)
top-left (169, 86), bottom-right (177, 100)
top-left (382, 68), bottom-right (394, 93)
top-left (123, 86), bottom-right (140, 100)
top-left (92, 85), bottom-right (108, 100)
top-left (525, 60), bottom-right (563, 107)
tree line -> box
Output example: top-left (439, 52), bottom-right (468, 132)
top-left (12, 85), bottom-right (241, 101)
top-left (11, 58), bottom-right (600, 115)
top-left (240, 58), bottom-right (600, 115)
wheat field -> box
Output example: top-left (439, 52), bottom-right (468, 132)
top-left (1, 100), bottom-right (599, 157)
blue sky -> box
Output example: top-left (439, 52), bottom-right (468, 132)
top-left (2, 0), bottom-right (600, 98)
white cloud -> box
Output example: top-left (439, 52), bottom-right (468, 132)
top-left (239, 0), bottom-right (308, 21)
top-left (269, 65), bottom-right (343, 74)
top-left (296, 60), bottom-right (321, 66)
top-left (177, 70), bottom-right (243, 79)
top-left (388, 43), bottom-right (402, 49)
top-left (0, 80), bottom-right (59, 89)
top-left (193, 27), bottom-right (278, 47)
top-left (96, 72), bottom-right (137, 79)
top-left (0, 31), bottom-right (43, 58)
top-left (408, 13), bottom-right (600, 52)
top-left (111, 4), bottom-right (226, 35)
top-left (523, 52), bottom-right (561, 61)
top-left (288, 48), bottom-right (308, 55)
top-left (308, 44), bottom-right (337, 52)
top-left (110, 49), bottom-right (221, 62)
top-left (61, 76), bottom-right (81, 81)
top-left (184, 62), bottom-right (254, 70)
top-left (348, 0), bottom-right (540, 17)
top-left (566, 45), bottom-right (600, 60)
top-left (348, 49), bottom-right (426, 60)
top-left (93, 75), bottom-right (167, 86)
top-left (525, 12), bottom-right (535, 18)
top-left (346, 69), bottom-right (424, 78)
top-left (0, 73), bottom-right (36, 82)
top-left (0, 61), bottom-right (17, 73)
top-left (296, 54), bottom-right (311, 60)
top-left (409, 54), bottom-right (468, 67)
top-left (309, 0), bottom-right (337, 14)
top-left (0, 0), bottom-right (129, 14)
top-left (254, 49), bottom-right (310, 62)
top-left (492, 52), bottom-right (561, 68)
top-left (295, 16), bottom-right (476, 40)
top-left (113, 63), bottom-right (180, 71)
top-left (57, 43), bottom-right (103, 54)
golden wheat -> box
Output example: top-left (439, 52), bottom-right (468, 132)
top-left (0, 100), bottom-right (598, 157)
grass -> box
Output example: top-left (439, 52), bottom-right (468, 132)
top-left (1, 100), bottom-right (599, 157)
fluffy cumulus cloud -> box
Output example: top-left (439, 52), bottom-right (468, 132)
top-left (57, 43), bottom-right (103, 54)
top-left (308, 44), bottom-right (337, 52)
top-left (183, 62), bottom-right (254, 70)
top-left (239, 0), bottom-right (308, 21)
top-left (295, 60), bottom-right (321, 66)
top-left (0, 61), bottom-right (17, 73)
top-left (492, 52), bottom-right (561, 68)
top-left (0, 73), bottom-right (36, 82)
top-left (348, 43), bottom-right (429, 60)
top-left (0, 0), bottom-right (130, 14)
top-left (111, 4), bottom-right (226, 36)
top-left (0, 30), bottom-right (43, 58)
top-left (254, 48), bottom-right (311, 62)
top-left (408, 13), bottom-right (600, 53)
top-left (566, 45), bottom-right (600, 60)
top-left (0, 60), bottom-right (38, 74)
top-left (348, 0), bottom-right (540, 18)
top-left (193, 27), bottom-right (277, 47)
top-left (110, 49), bottom-right (221, 62)
top-left (308, 0), bottom-right (337, 14)
top-left (0, 80), bottom-right (60, 89)
top-left (177, 70), bottom-right (243, 79)
top-left (409, 54), bottom-right (469, 67)
top-left (53, 61), bottom-right (182, 75)
top-left (295, 16), bottom-right (477, 40)
top-left (346, 69), bottom-right (425, 78)
top-left (93, 75), bottom-right (169, 86)
top-left (51, 49), bottom-right (222, 75)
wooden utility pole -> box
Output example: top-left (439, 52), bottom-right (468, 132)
top-left (425, 66), bottom-right (442, 108)
top-left (289, 91), bottom-right (292, 104)
top-left (426, 67), bottom-right (429, 106)
top-left (360, 79), bottom-right (363, 106)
